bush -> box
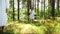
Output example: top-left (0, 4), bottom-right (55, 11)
top-left (54, 23), bottom-right (60, 34)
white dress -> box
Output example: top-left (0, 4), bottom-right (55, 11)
top-left (29, 10), bottom-right (35, 20)
top-left (0, 0), bottom-right (8, 26)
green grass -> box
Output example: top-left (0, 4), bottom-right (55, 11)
top-left (1, 17), bottom-right (60, 34)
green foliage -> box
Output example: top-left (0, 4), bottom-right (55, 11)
top-left (7, 8), bottom-right (13, 20)
top-left (8, 0), bottom-right (60, 20)
top-left (3, 17), bottom-right (60, 34)
top-left (55, 9), bottom-right (60, 17)
top-left (20, 8), bottom-right (28, 21)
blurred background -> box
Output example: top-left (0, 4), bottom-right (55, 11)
top-left (1, 0), bottom-right (60, 34)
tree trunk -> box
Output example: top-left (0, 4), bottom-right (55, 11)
top-left (44, 0), bottom-right (45, 19)
top-left (57, 0), bottom-right (59, 9)
top-left (57, 0), bottom-right (59, 16)
top-left (13, 0), bottom-right (15, 21)
top-left (27, 0), bottom-right (31, 21)
top-left (18, 0), bottom-right (20, 21)
top-left (48, 0), bottom-right (55, 20)
top-left (37, 0), bottom-right (39, 17)
top-left (50, 0), bottom-right (55, 20)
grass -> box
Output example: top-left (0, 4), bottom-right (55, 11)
top-left (1, 17), bottom-right (60, 34)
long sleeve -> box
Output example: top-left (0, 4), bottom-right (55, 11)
top-left (5, 0), bottom-right (9, 8)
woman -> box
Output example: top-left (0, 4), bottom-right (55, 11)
top-left (29, 9), bottom-right (35, 22)
top-left (0, 0), bottom-right (8, 32)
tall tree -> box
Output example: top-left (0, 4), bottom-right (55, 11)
top-left (9, 0), bottom-right (14, 20)
top-left (41, 0), bottom-right (44, 18)
top-left (57, 0), bottom-right (59, 16)
top-left (44, 0), bottom-right (45, 19)
top-left (48, 0), bottom-right (55, 20)
top-left (17, 0), bottom-right (20, 21)
top-left (37, 0), bottom-right (39, 16)
top-left (27, 0), bottom-right (31, 21)
top-left (57, 0), bottom-right (59, 9)
top-left (13, 0), bottom-right (15, 21)
top-left (51, 0), bottom-right (55, 20)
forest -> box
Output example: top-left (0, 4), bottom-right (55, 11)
top-left (1, 0), bottom-right (60, 34)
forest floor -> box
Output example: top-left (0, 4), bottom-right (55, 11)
top-left (0, 17), bottom-right (60, 34)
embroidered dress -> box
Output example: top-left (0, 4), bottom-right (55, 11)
top-left (0, 0), bottom-right (8, 26)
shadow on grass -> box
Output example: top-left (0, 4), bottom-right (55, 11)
top-left (32, 21), bottom-right (41, 26)
top-left (0, 30), bottom-right (14, 34)
top-left (24, 21), bottom-right (41, 26)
